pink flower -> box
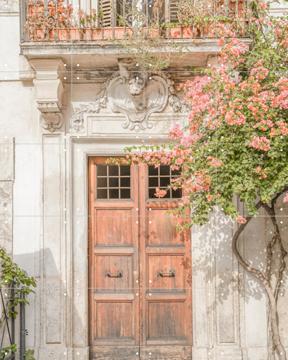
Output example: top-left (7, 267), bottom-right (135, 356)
top-left (249, 136), bottom-right (271, 152)
top-left (284, 193), bottom-right (288, 203)
top-left (188, 172), bottom-right (211, 192)
top-left (218, 37), bottom-right (225, 46)
top-left (259, 1), bottom-right (268, 9)
top-left (225, 110), bottom-right (246, 126)
top-left (207, 156), bottom-right (223, 168)
top-left (155, 188), bottom-right (167, 198)
top-left (250, 66), bottom-right (269, 80)
top-left (206, 194), bottom-right (213, 202)
top-left (272, 90), bottom-right (288, 109)
top-left (180, 134), bottom-right (202, 147)
top-left (169, 124), bottom-right (183, 140)
top-left (236, 215), bottom-right (247, 224)
top-left (255, 166), bottom-right (267, 179)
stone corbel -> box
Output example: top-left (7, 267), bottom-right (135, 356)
top-left (30, 59), bottom-right (65, 133)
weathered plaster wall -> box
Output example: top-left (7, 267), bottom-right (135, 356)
top-left (0, 2), bottom-right (288, 359)
top-left (0, 3), bottom-right (41, 351)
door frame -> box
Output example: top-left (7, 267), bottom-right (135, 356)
top-left (69, 137), bottom-right (176, 359)
top-left (87, 156), bottom-right (192, 357)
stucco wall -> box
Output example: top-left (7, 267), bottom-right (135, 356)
top-left (0, 2), bottom-right (288, 359)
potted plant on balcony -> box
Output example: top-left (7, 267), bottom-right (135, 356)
top-left (56, 0), bottom-right (73, 41)
top-left (26, 0), bottom-right (73, 41)
top-left (91, 9), bottom-right (103, 41)
top-left (169, 0), bottom-right (241, 39)
top-left (27, 0), bottom-right (44, 17)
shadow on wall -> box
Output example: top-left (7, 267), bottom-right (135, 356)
top-left (14, 248), bottom-right (84, 359)
top-left (192, 195), bottom-right (288, 355)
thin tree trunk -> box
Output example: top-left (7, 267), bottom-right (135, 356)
top-left (265, 285), bottom-right (286, 360)
top-left (231, 195), bottom-right (287, 360)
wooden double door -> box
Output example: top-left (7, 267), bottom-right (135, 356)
top-left (88, 157), bottom-right (192, 360)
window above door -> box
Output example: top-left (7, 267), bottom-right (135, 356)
top-left (95, 163), bottom-right (182, 201)
top-left (148, 165), bottom-right (182, 199)
top-left (96, 164), bottom-right (131, 200)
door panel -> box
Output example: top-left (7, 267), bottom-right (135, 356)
top-left (94, 301), bottom-right (134, 339)
top-left (94, 255), bottom-right (133, 291)
top-left (94, 209), bottom-right (134, 246)
top-left (89, 158), bottom-right (140, 360)
top-left (89, 158), bottom-right (192, 360)
top-left (147, 255), bottom-right (185, 291)
top-left (139, 164), bottom-right (192, 359)
top-left (147, 208), bottom-right (184, 246)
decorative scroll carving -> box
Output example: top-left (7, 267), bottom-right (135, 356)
top-left (107, 74), bottom-right (169, 130)
top-left (37, 101), bottom-right (63, 133)
top-left (0, 0), bottom-right (18, 12)
top-left (71, 62), bottom-right (187, 132)
top-left (71, 95), bottom-right (107, 133)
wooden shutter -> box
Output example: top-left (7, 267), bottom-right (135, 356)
top-left (169, 0), bottom-right (179, 22)
top-left (100, 0), bottom-right (113, 27)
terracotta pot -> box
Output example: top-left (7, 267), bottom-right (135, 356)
top-left (36, 28), bottom-right (45, 40)
top-left (182, 26), bottom-right (193, 38)
top-left (69, 28), bottom-right (81, 41)
top-left (102, 28), bottom-right (114, 40)
top-left (114, 27), bottom-right (131, 40)
top-left (92, 28), bottom-right (103, 40)
top-left (28, 4), bottom-right (36, 16)
top-left (48, 29), bottom-right (56, 41)
top-left (170, 27), bottom-right (182, 39)
top-left (83, 29), bottom-right (92, 41)
top-left (58, 29), bottom-right (69, 41)
top-left (148, 28), bottom-right (160, 39)
top-left (170, 26), bottom-right (193, 39)
top-left (35, 3), bottom-right (44, 16)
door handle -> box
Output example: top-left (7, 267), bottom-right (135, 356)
top-left (157, 270), bottom-right (176, 278)
top-left (106, 271), bottom-right (123, 278)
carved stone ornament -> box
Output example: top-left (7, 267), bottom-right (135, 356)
top-left (38, 101), bottom-right (63, 133)
top-left (30, 59), bottom-right (65, 133)
top-left (71, 65), bottom-right (188, 132)
top-left (0, 0), bottom-right (18, 12)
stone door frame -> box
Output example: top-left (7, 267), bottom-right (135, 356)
top-left (67, 135), bottom-right (244, 360)
top-left (69, 136), bottom-right (171, 359)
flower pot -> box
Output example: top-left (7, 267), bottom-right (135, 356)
top-left (182, 26), bottom-right (193, 38)
top-left (103, 28), bottom-right (114, 40)
top-left (114, 27), bottom-right (131, 40)
top-left (28, 3), bottom-right (36, 16)
top-left (69, 28), bottom-right (81, 41)
top-left (48, 29), bottom-right (57, 41)
top-left (36, 28), bottom-right (45, 40)
top-left (92, 28), bottom-right (103, 40)
top-left (58, 29), bottom-right (69, 41)
top-left (35, 2), bottom-right (44, 16)
top-left (170, 27), bottom-right (182, 38)
top-left (148, 28), bottom-right (160, 39)
top-left (170, 26), bottom-right (195, 39)
top-left (83, 29), bottom-right (92, 41)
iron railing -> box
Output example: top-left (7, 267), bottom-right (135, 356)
top-left (0, 287), bottom-right (26, 360)
top-left (21, 0), bottom-right (249, 42)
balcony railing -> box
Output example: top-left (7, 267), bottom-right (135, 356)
top-left (21, 0), bottom-right (249, 43)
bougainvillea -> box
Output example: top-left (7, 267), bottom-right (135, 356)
top-left (126, 1), bottom-right (288, 358)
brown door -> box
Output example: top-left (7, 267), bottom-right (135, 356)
top-left (89, 158), bottom-right (192, 360)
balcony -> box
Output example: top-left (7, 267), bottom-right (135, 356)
top-left (20, 0), bottom-right (249, 69)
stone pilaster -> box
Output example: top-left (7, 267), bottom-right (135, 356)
top-left (30, 59), bottom-right (65, 133)
top-left (0, 137), bottom-right (14, 253)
